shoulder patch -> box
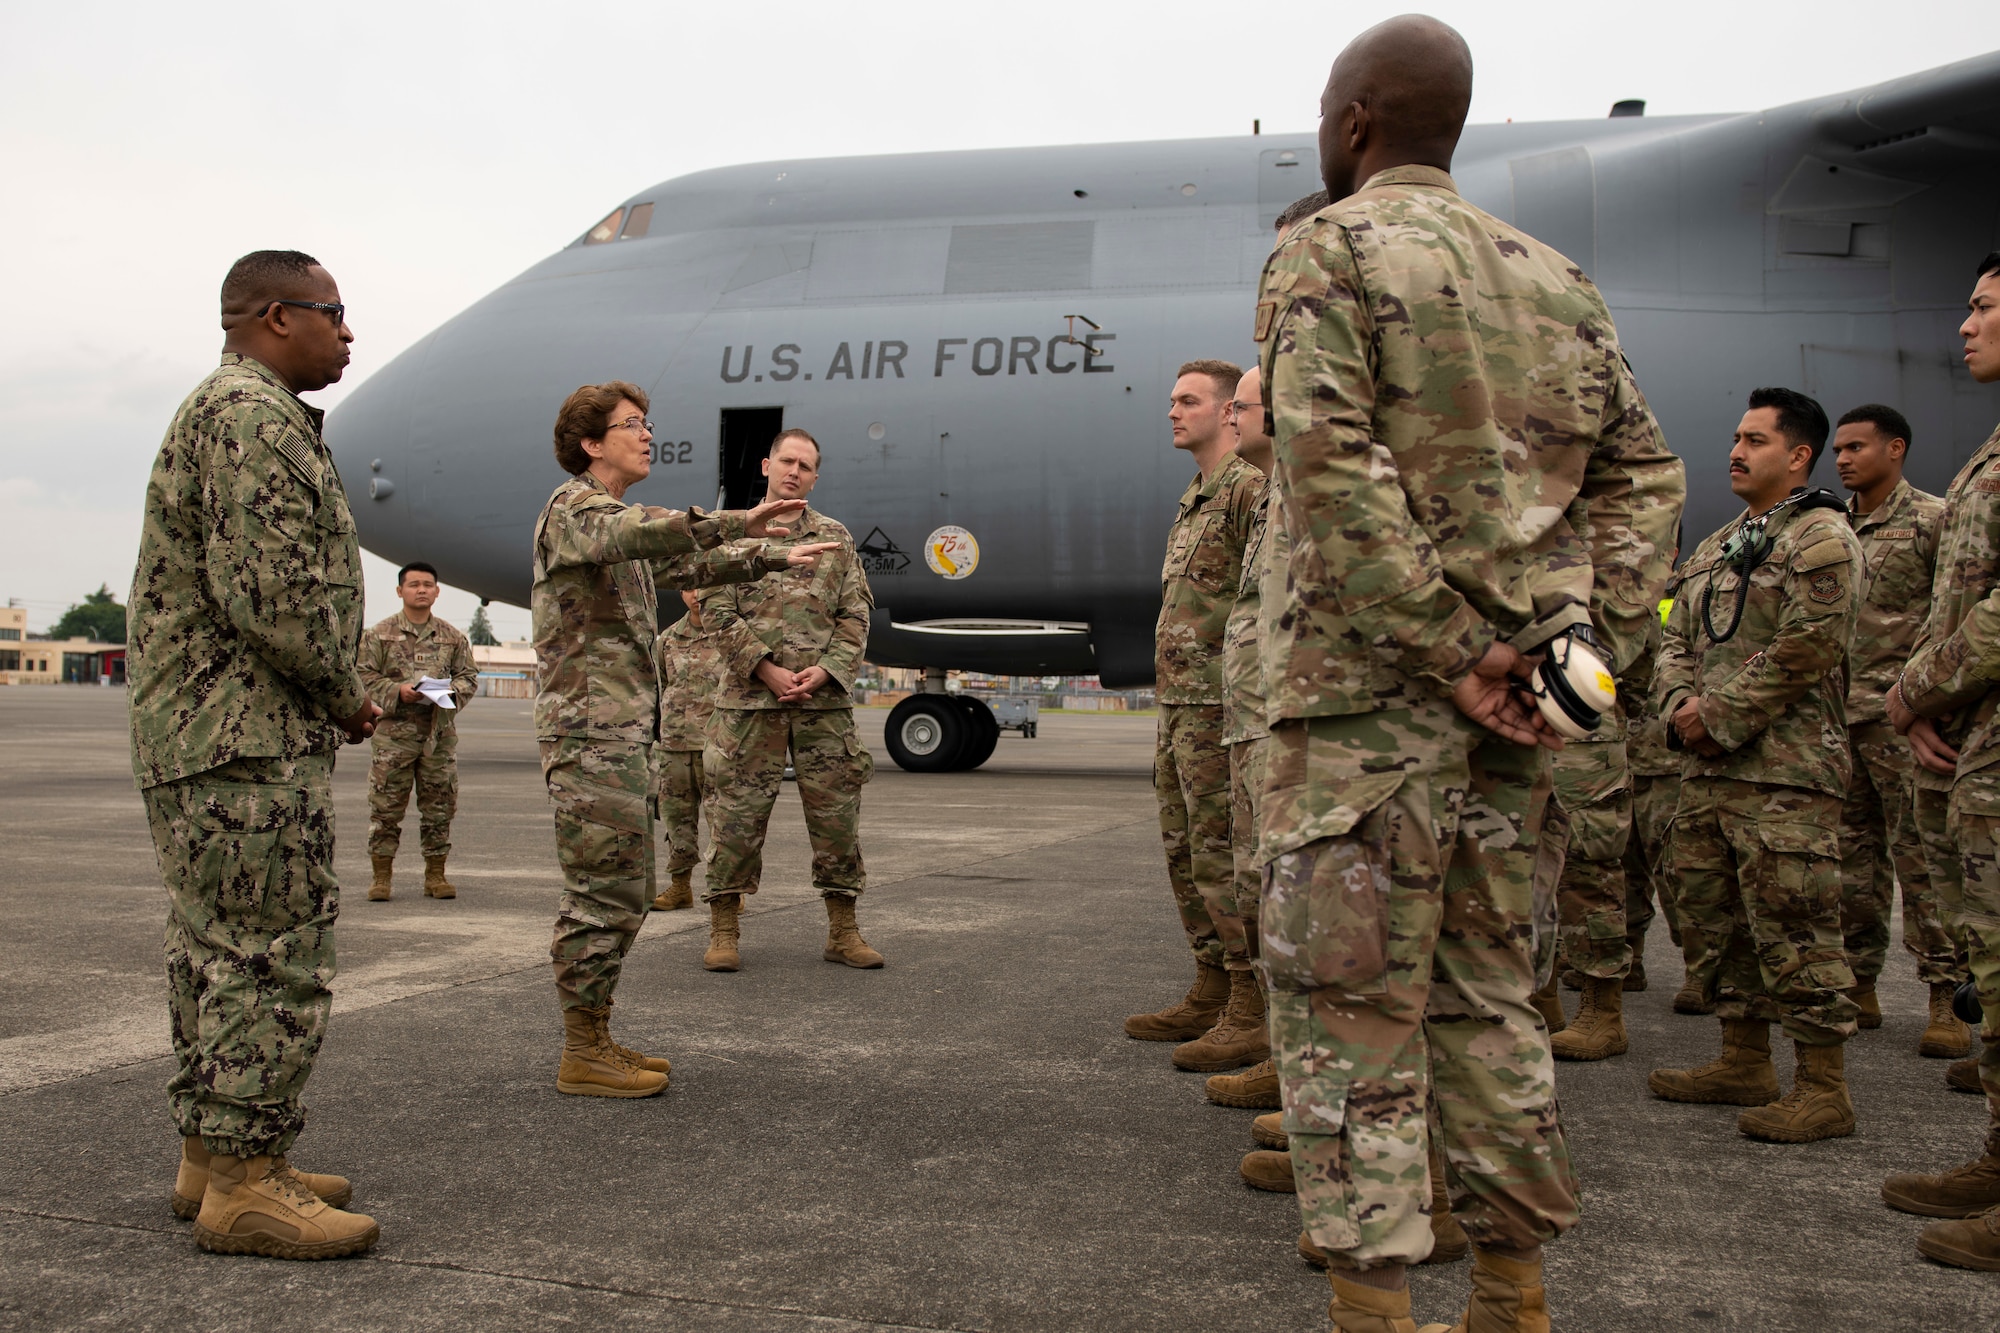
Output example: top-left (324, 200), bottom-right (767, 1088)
top-left (1793, 532), bottom-right (1855, 572)
top-left (1809, 571), bottom-right (1843, 604)
top-left (273, 429), bottom-right (321, 491)
top-left (1253, 301), bottom-right (1276, 343)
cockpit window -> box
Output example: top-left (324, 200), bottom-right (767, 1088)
top-left (621, 203), bottom-right (654, 239)
top-left (583, 208), bottom-right (623, 245)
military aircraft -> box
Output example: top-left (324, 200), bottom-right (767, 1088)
top-left (329, 50), bottom-right (2000, 771)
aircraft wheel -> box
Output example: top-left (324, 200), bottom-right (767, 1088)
top-left (951, 696), bottom-right (1000, 771)
top-left (885, 696), bottom-right (965, 772)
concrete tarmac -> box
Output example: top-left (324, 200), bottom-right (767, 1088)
top-left (0, 687), bottom-right (1995, 1331)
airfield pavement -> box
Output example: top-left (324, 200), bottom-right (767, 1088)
top-left (1, 687), bottom-right (1997, 1332)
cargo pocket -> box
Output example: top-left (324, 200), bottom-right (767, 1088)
top-left (841, 724), bottom-right (875, 786)
top-left (190, 779), bottom-right (301, 931)
top-left (1260, 773), bottom-right (1405, 995)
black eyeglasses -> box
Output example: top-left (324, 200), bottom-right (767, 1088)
top-left (257, 299), bottom-right (346, 325)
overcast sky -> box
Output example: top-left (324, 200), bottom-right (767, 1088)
top-left (4, 0), bottom-right (1998, 640)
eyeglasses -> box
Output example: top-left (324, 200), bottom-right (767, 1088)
top-left (609, 416), bottom-right (655, 434)
top-left (257, 299), bottom-right (347, 325)
top-left (1229, 401), bottom-right (1261, 416)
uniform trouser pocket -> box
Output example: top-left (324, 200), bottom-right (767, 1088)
top-left (1261, 774), bottom-right (1405, 995)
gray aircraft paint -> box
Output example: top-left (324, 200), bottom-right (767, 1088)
top-left (329, 50), bottom-right (2000, 688)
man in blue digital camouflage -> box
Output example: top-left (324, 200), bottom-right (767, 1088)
top-left (1253, 19), bottom-right (1683, 1331)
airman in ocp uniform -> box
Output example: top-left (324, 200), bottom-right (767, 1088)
top-left (1828, 404), bottom-right (1964, 1055)
top-left (129, 250), bottom-right (383, 1258)
top-left (532, 383), bottom-right (821, 1098)
top-left (1879, 250), bottom-right (2000, 1271)
top-left (697, 428), bottom-right (880, 973)
top-left (1126, 359), bottom-right (1267, 1071)
top-left (357, 561), bottom-right (478, 902)
top-left (1254, 20), bottom-right (1682, 1329)
top-left (1538, 666), bottom-right (1640, 1062)
top-left (648, 590), bottom-right (723, 912)
top-left (1650, 388), bottom-right (1865, 1145)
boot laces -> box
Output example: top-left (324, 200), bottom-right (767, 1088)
top-left (261, 1160), bottom-right (321, 1209)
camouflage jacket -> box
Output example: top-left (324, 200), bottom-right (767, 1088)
top-left (1253, 165), bottom-right (1683, 722)
top-left (1221, 476), bottom-right (1273, 744)
top-left (1624, 617), bottom-right (1677, 777)
top-left (700, 506), bottom-right (872, 711)
top-left (531, 471), bottom-right (785, 742)
top-left (1846, 478), bottom-right (1943, 723)
top-left (1656, 499), bottom-right (1861, 796)
top-left (1156, 453), bottom-right (1264, 707)
top-left (654, 613), bottom-right (724, 750)
top-left (358, 610), bottom-right (478, 735)
top-left (1901, 425), bottom-right (2000, 780)
top-left (128, 353), bottom-right (365, 788)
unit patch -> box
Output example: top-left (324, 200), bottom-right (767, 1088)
top-left (1809, 572), bottom-right (1842, 603)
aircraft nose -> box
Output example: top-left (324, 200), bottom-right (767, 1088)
top-left (326, 334), bottom-right (430, 551)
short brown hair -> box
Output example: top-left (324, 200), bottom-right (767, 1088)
top-left (553, 381), bottom-right (648, 475)
top-left (1176, 359), bottom-right (1242, 400)
top-left (770, 427), bottom-right (821, 463)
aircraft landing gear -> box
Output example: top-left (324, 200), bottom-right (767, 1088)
top-left (885, 694), bottom-right (1000, 772)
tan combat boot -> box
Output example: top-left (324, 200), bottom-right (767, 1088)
top-left (1947, 1058), bottom-right (1983, 1094)
top-left (1427, 1133), bottom-right (1470, 1263)
top-left (1850, 983), bottom-right (1882, 1030)
top-left (1883, 1133), bottom-right (2000, 1217)
top-left (1172, 969), bottom-right (1269, 1071)
top-left (423, 854), bottom-right (455, 900)
top-left (704, 894), bottom-right (742, 972)
top-left (598, 999), bottom-right (669, 1076)
top-left (1252, 1111), bottom-right (1288, 1148)
top-left (1206, 1057), bottom-right (1281, 1109)
top-left (192, 1154), bottom-right (379, 1259)
top-left (654, 869), bottom-right (694, 912)
top-left (1648, 1019), bottom-right (1781, 1105)
top-left (1425, 1247), bottom-right (1551, 1333)
top-left (1327, 1273), bottom-right (1421, 1333)
top-left (367, 855), bottom-right (394, 902)
top-left (1529, 976), bottom-right (1566, 1034)
top-left (172, 1136), bottom-right (351, 1220)
top-left (555, 1006), bottom-right (667, 1097)
top-left (1672, 967), bottom-right (1715, 1014)
top-left (1125, 961), bottom-right (1230, 1041)
top-left (1239, 1149), bottom-right (1294, 1192)
top-left (1920, 982), bottom-right (1973, 1058)
top-left (1738, 1041), bottom-right (1855, 1142)
top-left (1549, 976), bottom-right (1629, 1062)
top-left (1916, 1206), bottom-right (2000, 1271)
top-left (823, 893), bottom-right (884, 968)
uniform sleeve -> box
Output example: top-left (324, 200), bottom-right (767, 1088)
top-left (815, 544), bottom-right (873, 691)
top-left (1697, 530), bottom-right (1857, 752)
top-left (1267, 231), bottom-right (1490, 694)
top-left (448, 631), bottom-right (479, 711)
top-left (201, 403), bottom-right (367, 722)
top-left (655, 542), bottom-right (789, 591)
top-left (1655, 572), bottom-right (1698, 724)
top-left (1901, 590), bottom-right (2000, 715)
top-left (356, 628), bottom-right (402, 714)
top-left (542, 495), bottom-right (744, 573)
top-left (1571, 347), bottom-right (1685, 676)
top-left (697, 582), bottom-right (769, 686)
